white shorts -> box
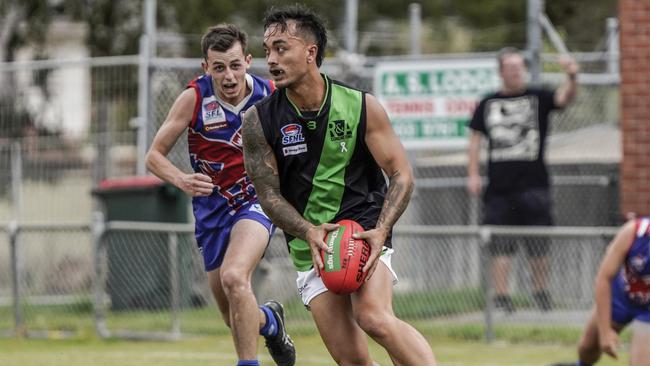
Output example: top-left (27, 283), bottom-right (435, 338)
top-left (632, 319), bottom-right (650, 334)
top-left (296, 247), bottom-right (398, 307)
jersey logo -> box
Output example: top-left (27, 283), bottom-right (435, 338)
top-left (203, 97), bottom-right (227, 128)
top-left (329, 119), bottom-right (352, 141)
top-left (630, 255), bottom-right (647, 273)
top-left (281, 123), bottom-right (305, 145)
top-left (283, 144), bottom-right (308, 156)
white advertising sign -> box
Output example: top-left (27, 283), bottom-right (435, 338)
top-left (374, 58), bottom-right (499, 149)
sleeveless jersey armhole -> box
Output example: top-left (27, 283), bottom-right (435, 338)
top-left (187, 84), bottom-right (201, 129)
top-left (257, 99), bottom-right (273, 147)
top-left (629, 218), bottom-right (650, 252)
top-left (358, 91), bottom-right (370, 154)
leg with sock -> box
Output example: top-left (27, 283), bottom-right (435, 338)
top-left (236, 361), bottom-right (260, 366)
top-left (261, 300), bottom-right (296, 366)
top-left (260, 304), bottom-right (279, 337)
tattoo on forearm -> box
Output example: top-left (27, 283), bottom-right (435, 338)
top-left (256, 186), bottom-right (313, 239)
top-left (242, 107), bottom-right (313, 239)
top-left (377, 171), bottom-right (414, 230)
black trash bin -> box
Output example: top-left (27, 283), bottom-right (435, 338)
top-left (93, 176), bottom-right (192, 311)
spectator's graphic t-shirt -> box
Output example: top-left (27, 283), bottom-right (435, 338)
top-left (485, 95), bottom-right (540, 163)
top-left (470, 88), bottom-right (559, 195)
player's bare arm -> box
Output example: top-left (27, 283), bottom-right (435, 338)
top-left (242, 106), bottom-right (334, 271)
top-left (146, 88), bottom-right (214, 196)
top-left (594, 219), bottom-right (635, 359)
top-left (554, 55), bottom-right (579, 108)
top-left (354, 93), bottom-right (414, 280)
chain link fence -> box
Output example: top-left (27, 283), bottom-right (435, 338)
top-left (0, 223), bottom-right (93, 338)
top-left (0, 52), bottom-right (621, 224)
top-left (0, 50), bottom-right (624, 344)
top-left (0, 220), bottom-right (619, 343)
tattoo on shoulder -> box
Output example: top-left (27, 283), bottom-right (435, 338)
top-left (242, 107), bottom-right (278, 180)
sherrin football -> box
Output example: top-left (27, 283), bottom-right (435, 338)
top-left (321, 219), bottom-right (370, 294)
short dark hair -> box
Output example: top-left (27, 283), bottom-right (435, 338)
top-left (201, 24), bottom-right (248, 59)
top-left (263, 4), bottom-right (328, 67)
top-left (497, 47), bottom-right (526, 69)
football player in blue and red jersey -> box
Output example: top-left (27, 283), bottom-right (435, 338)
top-left (555, 217), bottom-right (650, 366)
top-left (146, 24), bottom-right (295, 366)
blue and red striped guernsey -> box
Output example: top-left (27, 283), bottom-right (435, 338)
top-left (186, 73), bottom-right (275, 228)
top-left (624, 218), bottom-right (650, 306)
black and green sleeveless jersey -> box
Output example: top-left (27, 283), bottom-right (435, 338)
top-left (256, 74), bottom-right (390, 271)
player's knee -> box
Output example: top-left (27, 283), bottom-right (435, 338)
top-left (219, 268), bottom-right (250, 295)
top-left (355, 311), bottom-right (392, 340)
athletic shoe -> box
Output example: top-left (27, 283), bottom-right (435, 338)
top-left (263, 300), bottom-right (296, 366)
top-left (494, 294), bottom-right (515, 314)
top-left (533, 290), bottom-right (553, 312)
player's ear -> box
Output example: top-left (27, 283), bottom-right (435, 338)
top-left (307, 44), bottom-right (317, 63)
top-left (245, 53), bottom-right (253, 68)
top-left (201, 59), bottom-right (208, 74)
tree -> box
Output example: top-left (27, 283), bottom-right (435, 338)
top-left (546, 0), bottom-right (617, 51)
top-left (0, 0), bottom-right (51, 141)
top-left (85, 0), bottom-right (142, 56)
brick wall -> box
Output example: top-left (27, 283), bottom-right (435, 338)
top-left (620, 0), bottom-right (650, 216)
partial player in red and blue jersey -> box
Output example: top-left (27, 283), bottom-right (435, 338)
top-left (187, 70), bottom-right (274, 270)
top-left (146, 24), bottom-right (295, 366)
top-left (555, 217), bottom-right (650, 366)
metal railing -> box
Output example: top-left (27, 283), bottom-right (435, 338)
top-left (0, 219), bottom-right (620, 343)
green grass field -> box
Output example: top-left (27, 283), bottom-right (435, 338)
top-left (0, 289), bottom-right (632, 365)
top-left (0, 334), bottom-right (630, 366)
top-left (0, 288), bottom-right (549, 336)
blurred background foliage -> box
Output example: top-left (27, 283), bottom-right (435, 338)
top-left (1, 0), bottom-right (618, 61)
top-left (0, 0), bottom-right (618, 140)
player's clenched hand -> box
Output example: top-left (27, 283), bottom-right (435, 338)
top-left (599, 328), bottom-right (620, 359)
top-left (353, 227), bottom-right (388, 281)
top-left (305, 223), bottom-right (338, 276)
top-left (178, 173), bottom-right (214, 196)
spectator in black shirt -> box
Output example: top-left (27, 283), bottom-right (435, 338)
top-left (467, 47), bottom-right (578, 313)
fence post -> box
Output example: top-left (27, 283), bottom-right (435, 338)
top-left (526, 0), bottom-right (544, 86)
top-left (604, 17), bottom-right (620, 125)
top-left (480, 226), bottom-right (495, 343)
top-left (169, 232), bottom-right (181, 339)
top-left (10, 142), bottom-right (26, 337)
top-left (409, 3), bottom-right (422, 56)
top-left (92, 211), bottom-right (110, 338)
top-left (10, 142), bottom-right (22, 221)
top-left (9, 220), bottom-right (25, 337)
top-left (606, 17), bottom-right (619, 76)
top-left (343, 0), bottom-right (358, 54)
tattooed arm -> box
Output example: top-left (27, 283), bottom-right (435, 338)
top-left (353, 93), bottom-right (415, 280)
top-left (242, 106), bottom-right (335, 271)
